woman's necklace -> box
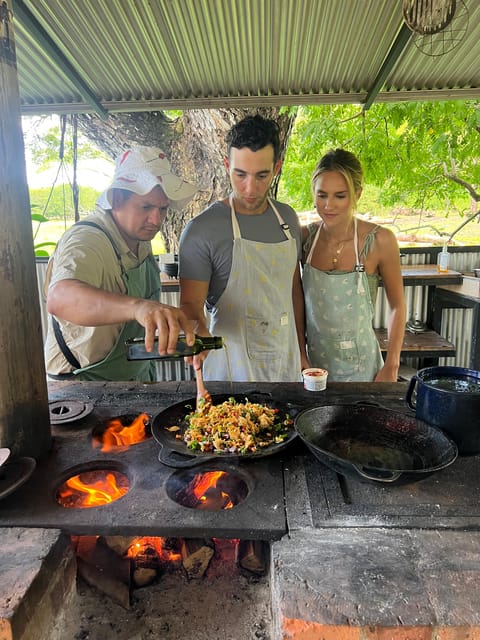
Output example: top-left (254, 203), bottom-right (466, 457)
top-left (323, 222), bottom-right (354, 268)
top-left (331, 241), bottom-right (347, 267)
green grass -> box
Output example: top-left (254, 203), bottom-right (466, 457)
top-left (369, 209), bottom-right (480, 247)
top-left (32, 208), bottom-right (480, 258)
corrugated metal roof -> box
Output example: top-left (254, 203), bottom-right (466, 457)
top-left (11, 0), bottom-right (480, 116)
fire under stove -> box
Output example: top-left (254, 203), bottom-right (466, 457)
top-left (2, 380), bottom-right (480, 539)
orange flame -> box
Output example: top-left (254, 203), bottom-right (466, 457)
top-left (94, 413), bottom-right (149, 452)
top-left (127, 537), bottom-right (182, 564)
top-left (57, 470), bottom-right (129, 508)
top-left (188, 471), bottom-right (234, 510)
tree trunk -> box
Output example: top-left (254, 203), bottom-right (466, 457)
top-left (78, 108), bottom-right (296, 252)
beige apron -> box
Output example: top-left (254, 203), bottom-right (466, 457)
top-left (203, 196), bottom-right (302, 382)
top-left (303, 217), bottom-right (384, 382)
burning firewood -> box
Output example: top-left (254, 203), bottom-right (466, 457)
top-left (180, 538), bottom-right (214, 579)
top-left (236, 539), bottom-right (267, 575)
top-left (101, 535), bottom-right (162, 588)
top-left (102, 535), bottom-right (138, 556)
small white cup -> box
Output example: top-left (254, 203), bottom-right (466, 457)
top-left (302, 368), bottom-right (328, 391)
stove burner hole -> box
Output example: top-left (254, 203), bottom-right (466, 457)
top-left (92, 413), bottom-right (151, 451)
top-left (55, 466), bottom-right (130, 508)
top-left (166, 469), bottom-right (249, 511)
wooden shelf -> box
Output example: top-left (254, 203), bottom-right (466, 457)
top-left (380, 265), bottom-right (463, 287)
top-left (375, 328), bottom-right (456, 358)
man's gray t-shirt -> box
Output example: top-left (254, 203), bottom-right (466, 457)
top-left (178, 199), bottom-right (302, 311)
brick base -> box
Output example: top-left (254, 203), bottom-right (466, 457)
top-left (0, 528), bottom-right (76, 640)
top-left (280, 622), bottom-right (480, 639)
top-left (272, 529), bottom-right (480, 640)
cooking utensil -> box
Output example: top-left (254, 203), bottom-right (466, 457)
top-left (195, 366), bottom-right (212, 411)
top-left (151, 393), bottom-right (299, 468)
top-left (405, 366), bottom-right (480, 454)
top-left (294, 403), bottom-right (458, 484)
top-left (0, 448), bottom-right (11, 468)
top-left (0, 456), bottom-right (36, 501)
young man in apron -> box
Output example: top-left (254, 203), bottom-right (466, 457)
top-left (44, 146), bottom-right (197, 381)
top-left (179, 115), bottom-right (309, 382)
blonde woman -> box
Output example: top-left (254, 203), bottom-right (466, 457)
top-left (302, 149), bottom-right (405, 382)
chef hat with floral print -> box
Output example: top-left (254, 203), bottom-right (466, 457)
top-left (97, 146), bottom-right (197, 210)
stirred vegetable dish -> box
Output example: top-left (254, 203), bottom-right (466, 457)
top-left (169, 396), bottom-right (293, 454)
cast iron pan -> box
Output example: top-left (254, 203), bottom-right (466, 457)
top-left (152, 392), bottom-right (299, 468)
top-left (294, 403), bottom-right (458, 484)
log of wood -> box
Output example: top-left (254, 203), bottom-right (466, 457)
top-left (75, 536), bottom-right (131, 608)
top-left (129, 538), bottom-right (162, 568)
top-left (236, 539), bottom-right (267, 575)
top-left (132, 567), bottom-right (158, 588)
top-left (180, 538), bottom-right (214, 579)
top-left (101, 535), bottom-right (139, 557)
top-left (77, 557), bottom-right (130, 609)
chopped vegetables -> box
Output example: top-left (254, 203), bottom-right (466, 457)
top-left (173, 396), bottom-right (292, 454)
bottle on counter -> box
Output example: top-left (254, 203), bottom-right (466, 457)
top-left (437, 242), bottom-right (450, 273)
top-left (125, 335), bottom-right (224, 360)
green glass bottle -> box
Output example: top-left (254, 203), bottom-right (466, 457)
top-left (125, 335), bottom-right (224, 360)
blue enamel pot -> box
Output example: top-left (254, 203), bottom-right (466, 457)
top-left (405, 366), bottom-right (480, 454)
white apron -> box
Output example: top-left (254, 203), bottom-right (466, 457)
top-left (303, 218), bottom-right (384, 382)
top-left (203, 196), bottom-right (302, 382)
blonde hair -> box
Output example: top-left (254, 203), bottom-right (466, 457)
top-left (311, 148), bottom-right (363, 209)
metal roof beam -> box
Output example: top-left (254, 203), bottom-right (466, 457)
top-left (363, 23), bottom-right (413, 111)
top-left (12, 0), bottom-right (108, 118)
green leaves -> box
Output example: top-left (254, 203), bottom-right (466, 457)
top-left (33, 241), bottom-right (57, 257)
top-left (279, 100), bottom-right (478, 218)
top-left (31, 212), bottom-right (49, 224)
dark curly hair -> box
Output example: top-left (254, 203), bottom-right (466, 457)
top-left (226, 114), bottom-right (281, 162)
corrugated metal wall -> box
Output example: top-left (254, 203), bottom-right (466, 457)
top-left (374, 249), bottom-right (480, 369)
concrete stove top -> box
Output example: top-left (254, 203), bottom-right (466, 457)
top-left (0, 381), bottom-right (299, 539)
top-left (286, 451), bottom-right (480, 531)
top-left (4, 379), bottom-right (476, 539)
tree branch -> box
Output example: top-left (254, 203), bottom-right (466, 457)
top-left (443, 169), bottom-right (480, 202)
top-left (448, 209), bottom-right (480, 243)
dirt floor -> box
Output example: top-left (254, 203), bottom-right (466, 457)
top-left (57, 563), bottom-right (273, 640)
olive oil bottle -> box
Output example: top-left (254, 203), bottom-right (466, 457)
top-left (126, 335), bottom-right (224, 360)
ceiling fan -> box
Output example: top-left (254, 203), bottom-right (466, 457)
top-left (402, 0), bottom-right (469, 55)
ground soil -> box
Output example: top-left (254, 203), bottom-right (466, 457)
top-left (57, 564), bottom-right (273, 640)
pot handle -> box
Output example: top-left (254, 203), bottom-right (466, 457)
top-left (157, 444), bottom-right (217, 469)
top-left (351, 463), bottom-right (402, 483)
top-left (405, 375), bottom-right (419, 410)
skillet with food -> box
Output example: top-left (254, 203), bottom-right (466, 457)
top-left (151, 393), bottom-right (298, 468)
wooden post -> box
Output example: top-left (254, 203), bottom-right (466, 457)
top-left (0, 0), bottom-right (51, 458)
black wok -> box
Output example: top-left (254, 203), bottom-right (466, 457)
top-left (294, 403), bottom-right (458, 484)
top-left (151, 393), bottom-right (298, 468)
